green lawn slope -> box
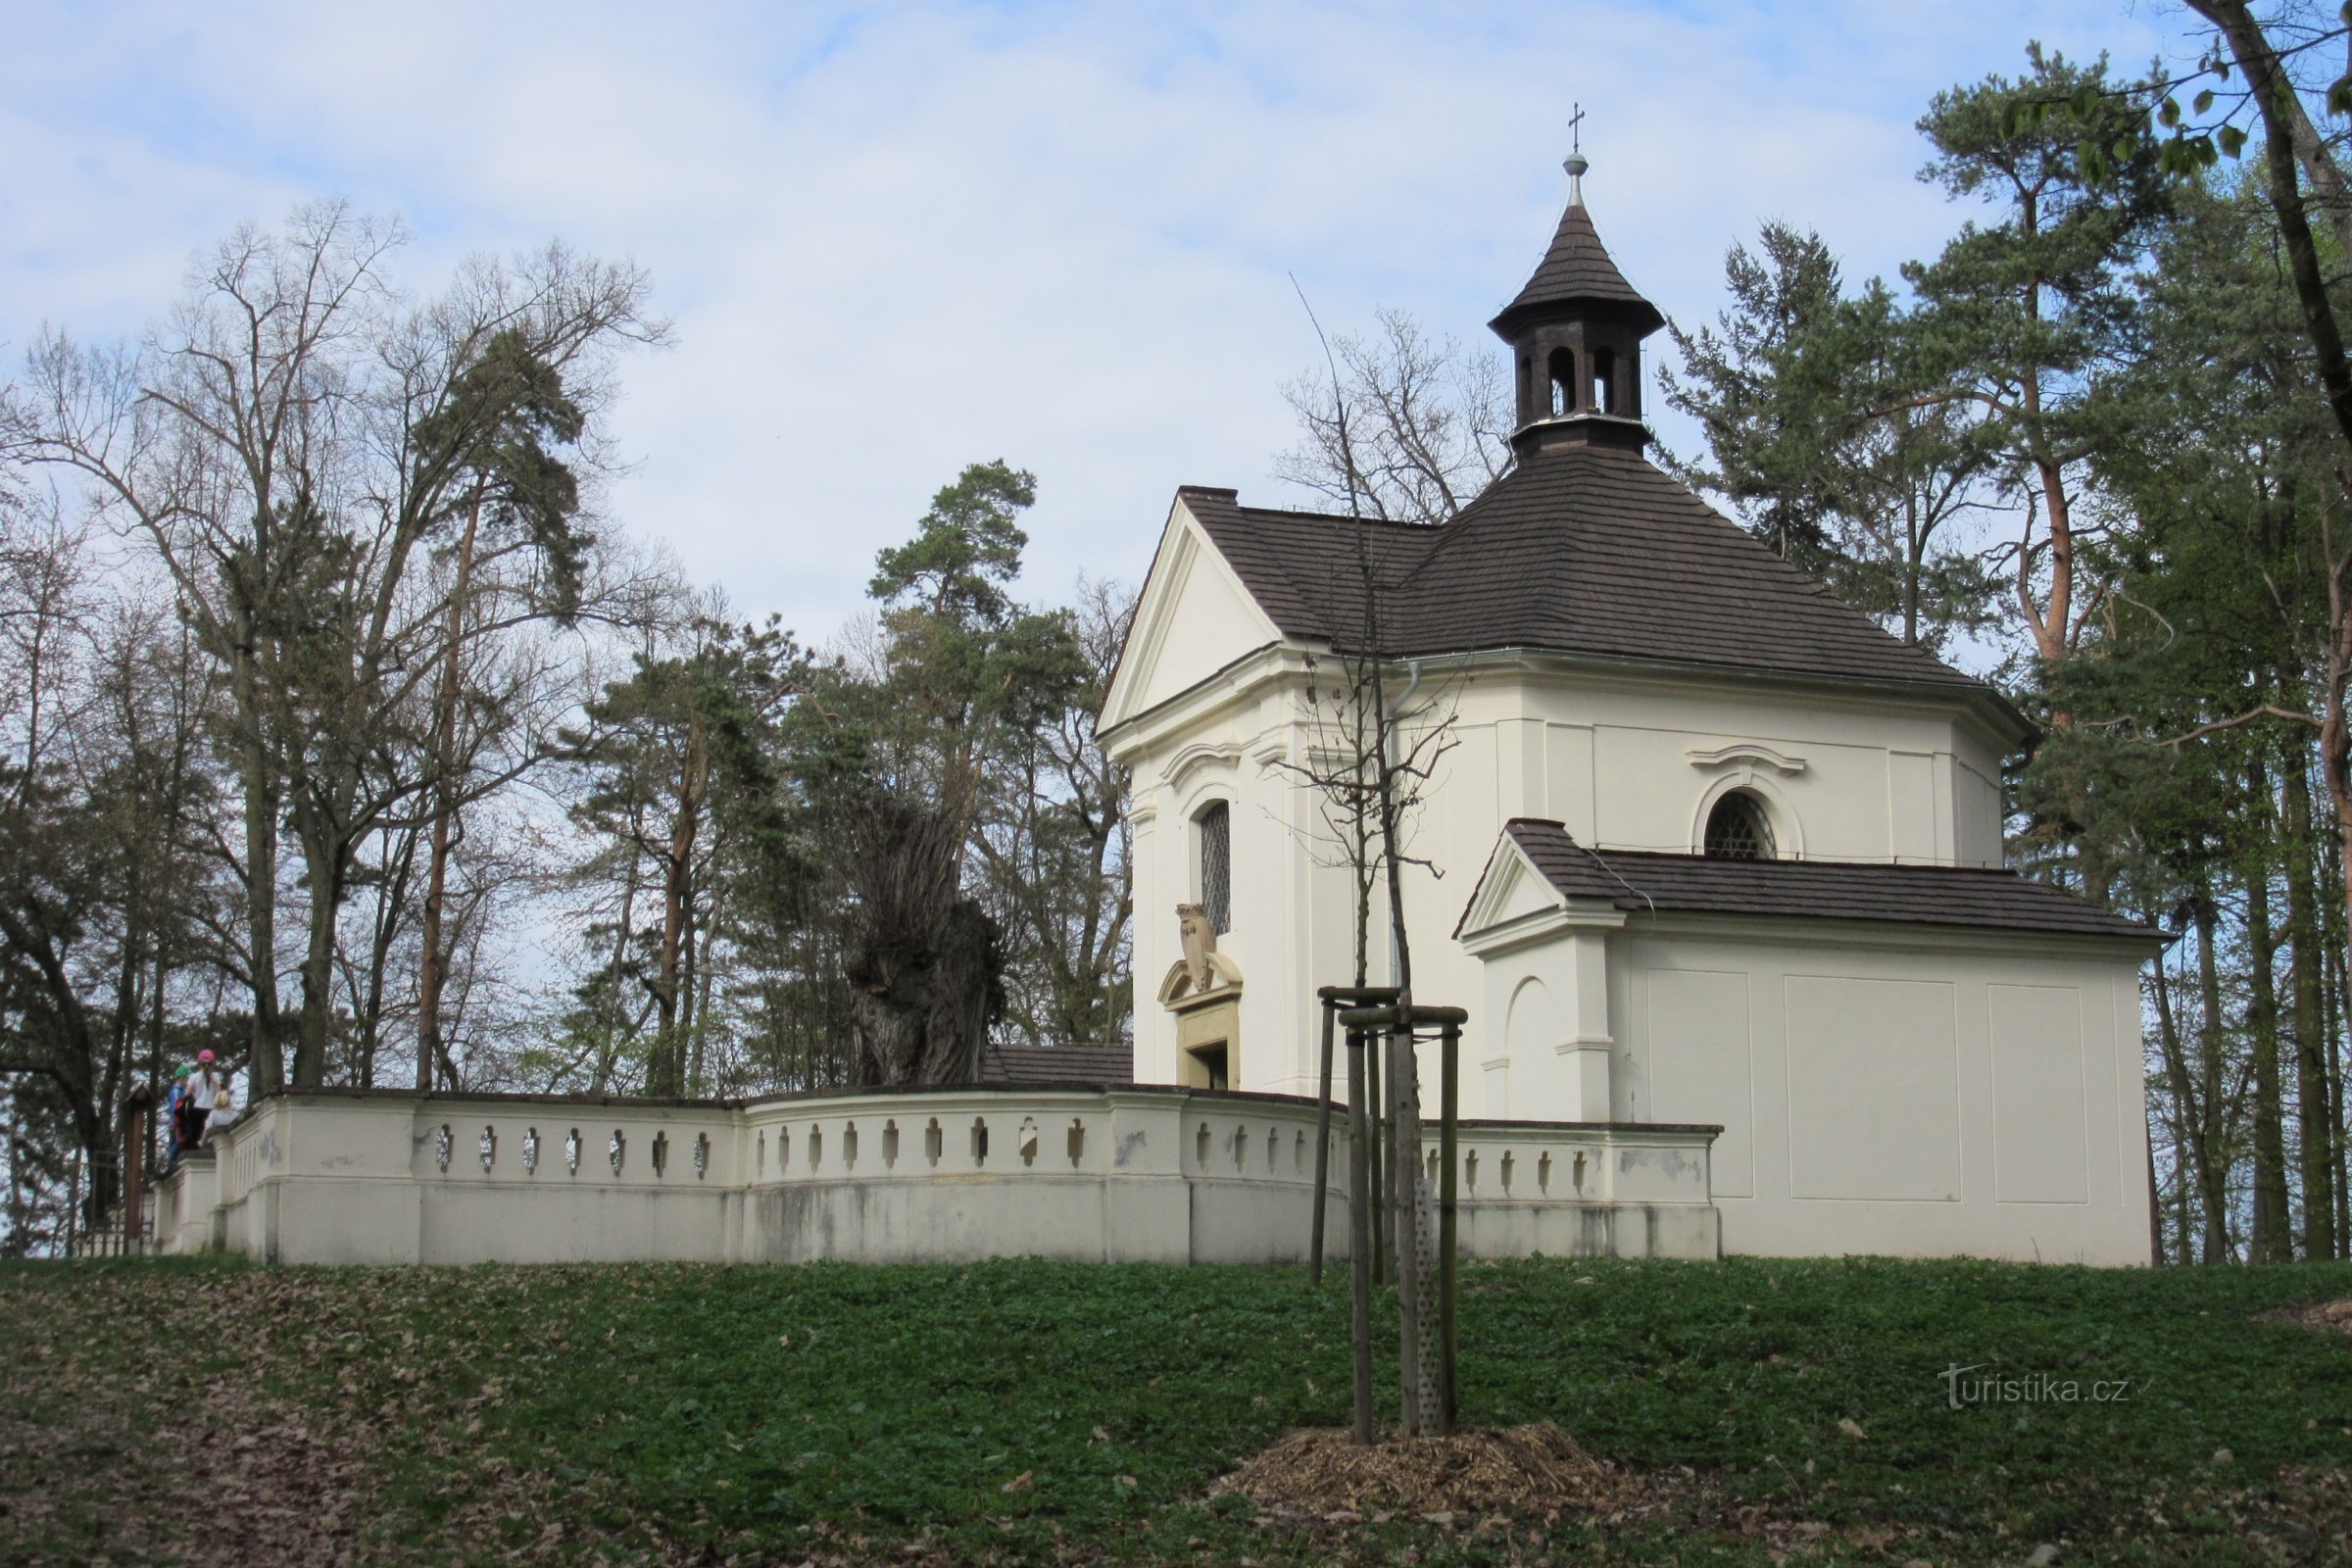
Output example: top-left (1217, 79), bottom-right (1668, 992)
top-left (4, 1254), bottom-right (2349, 1564)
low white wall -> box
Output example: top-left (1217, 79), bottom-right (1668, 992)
top-left (1447, 1120), bottom-right (1719, 1261)
top-left (164, 1085), bottom-right (1719, 1267)
top-left (153, 1151), bottom-right (217, 1254)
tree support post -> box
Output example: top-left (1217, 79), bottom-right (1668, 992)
top-left (1365, 1028), bottom-right (1385, 1284)
top-left (1346, 1024), bottom-right (1376, 1444)
top-left (1390, 1019), bottom-right (1425, 1433)
top-left (1439, 1017), bottom-right (1460, 1435)
top-left (1311, 999), bottom-right (1336, 1284)
top-left (1315, 986), bottom-right (1396, 1287)
top-left (1343, 1000), bottom-right (1466, 1443)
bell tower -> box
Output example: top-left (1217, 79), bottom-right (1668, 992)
top-left (1489, 145), bottom-right (1664, 459)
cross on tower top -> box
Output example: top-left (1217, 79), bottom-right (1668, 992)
top-left (1563, 102), bottom-right (1590, 204)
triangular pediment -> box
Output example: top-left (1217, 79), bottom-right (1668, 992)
top-left (1457, 838), bottom-right (1562, 941)
top-left (1455, 824), bottom-right (1629, 956)
top-left (1100, 497), bottom-right (1285, 734)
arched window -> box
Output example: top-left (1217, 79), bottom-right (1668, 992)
top-left (1197, 801), bottom-right (1231, 933)
top-left (1590, 347), bottom-right (1617, 416)
top-left (1545, 347), bottom-right (1577, 416)
top-left (1704, 791), bottom-right (1777, 860)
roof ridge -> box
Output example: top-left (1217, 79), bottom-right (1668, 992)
top-left (1229, 499), bottom-right (1452, 531)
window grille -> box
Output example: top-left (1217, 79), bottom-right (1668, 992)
top-left (1704, 792), bottom-right (1777, 860)
top-left (1198, 802), bottom-right (1231, 934)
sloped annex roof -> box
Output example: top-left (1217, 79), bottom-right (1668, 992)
top-left (977, 1040), bottom-right (1134, 1086)
top-left (1469, 818), bottom-right (2157, 943)
top-left (1175, 441), bottom-right (2001, 710)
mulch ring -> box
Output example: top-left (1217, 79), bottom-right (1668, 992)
top-left (1209, 1422), bottom-right (1641, 1525)
top-left (1209, 1425), bottom-right (1950, 1560)
top-left (2267, 1296), bottom-right (2352, 1336)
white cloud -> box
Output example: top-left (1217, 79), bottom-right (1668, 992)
top-left (0, 0), bottom-right (2194, 642)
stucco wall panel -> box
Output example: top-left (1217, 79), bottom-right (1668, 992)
top-left (1783, 975), bottom-right (1961, 1202)
top-left (1989, 984), bottom-right (2090, 1204)
top-left (1645, 968), bottom-right (1754, 1198)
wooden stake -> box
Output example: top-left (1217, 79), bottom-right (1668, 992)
top-left (1389, 1024), bottom-right (1431, 1436)
top-left (1440, 1021), bottom-right (1460, 1435)
top-left (1311, 1000), bottom-right (1336, 1284)
top-left (1364, 1025), bottom-right (1384, 1284)
top-left (1347, 1027), bottom-right (1375, 1444)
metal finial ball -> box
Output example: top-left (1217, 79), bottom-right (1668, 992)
top-left (1563, 152), bottom-right (1590, 178)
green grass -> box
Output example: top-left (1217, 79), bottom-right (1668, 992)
top-left (6, 1254), bottom-right (2352, 1564)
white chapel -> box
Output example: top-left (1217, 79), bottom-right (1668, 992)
top-left (138, 165), bottom-right (2166, 1274)
top-left (1098, 164), bottom-right (2162, 1266)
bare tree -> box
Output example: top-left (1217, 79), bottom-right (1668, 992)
top-left (0, 487), bottom-right (234, 1242)
top-left (5, 208), bottom-right (665, 1090)
top-left (1276, 307), bottom-right (1511, 525)
top-left (1272, 295), bottom-right (1471, 1439)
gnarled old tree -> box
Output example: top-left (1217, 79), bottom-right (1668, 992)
top-left (787, 463), bottom-right (1087, 1086)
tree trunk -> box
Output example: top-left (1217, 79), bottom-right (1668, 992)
top-left (651, 716), bottom-right (708, 1097)
top-left (292, 808), bottom-right (346, 1089)
top-left (231, 622), bottom-right (285, 1096)
top-left (1903, 487), bottom-right (1922, 646)
top-left (2328, 832), bottom-right (2352, 1259)
top-left (2193, 892), bottom-right (2236, 1262)
top-left (591, 847), bottom-right (643, 1095)
top-left (2245, 811), bottom-right (2292, 1263)
top-left (2284, 761), bottom-right (2339, 1258)
top-left (2149, 952), bottom-right (2199, 1267)
top-left (417, 493), bottom-right (483, 1090)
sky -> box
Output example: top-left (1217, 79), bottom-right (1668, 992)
top-left (0, 0), bottom-right (2206, 646)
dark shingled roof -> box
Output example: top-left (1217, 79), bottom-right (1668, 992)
top-left (1478, 819), bottom-right (2158, 943)
top-left (1178, 443), bottom-right (1992, 702)
top-left (1491, 201), bottom-right (1666, 335)
top-left (977, 1041), bottom-right (1134, 1086)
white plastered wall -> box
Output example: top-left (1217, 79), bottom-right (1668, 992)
top-left (1466, 902), bottom-right (2155, 1264)
top-left (1105, 499), bottom-right (2020, 1099)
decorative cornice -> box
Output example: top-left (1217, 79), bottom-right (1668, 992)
top-left (1685, 743), bottom-right (1807, 776)
top-left (1164, 740), bottom-right (1244, 794)
top-left (1619, 908), bottom-right (2166, 959)
top-left (1460, 902), bottom-right (1626, 958)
